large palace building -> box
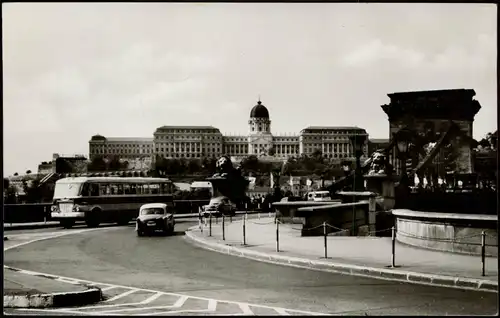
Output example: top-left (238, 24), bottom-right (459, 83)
top-left (89, 100), bottom-right (370, 166)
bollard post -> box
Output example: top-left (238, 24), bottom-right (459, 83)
top-left (209, 213), bottom-right (212, 237)
top-left (481, 231), bottom-right (486, 276)
top-left (44, 206), bottom-right (47, 224)
top-left (243, 213), bottom-right (247, 246)
top-left (269, 203), bottom-right (272, 218)
top-left (391, 226), bottom-right (396, 267)
top-left (258, 203), bottom-right (260, 212)
top-left (222, 215), bottom-right (225, 241)
top-left (276, 219), bottom-right (280, 252)
top-left (323, 222), bottom-right (328, 259)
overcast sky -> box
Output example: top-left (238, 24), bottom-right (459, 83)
top-left (3, 3), bottom-right (497, 176)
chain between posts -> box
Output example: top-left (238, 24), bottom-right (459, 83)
top-left (200, 212), bottom-right (496, 277)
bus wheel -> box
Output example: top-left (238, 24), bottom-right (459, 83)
top-left (85, 210), bottom-right (101, 228)
top-left (60, 220), bottom-right (75, 229)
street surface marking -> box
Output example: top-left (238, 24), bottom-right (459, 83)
top-left (8, 267), bottom-right (329, 316)
top-left (173, 295), bottom-right (188, 308)
top-left (4, 227), bottom-right (330, 316)
top-left (238, 303), bottom-right (254, 315)
top-left (104, 289), bottom-right (140, 302)
top-left (139, 292), bottom-right (163, 305)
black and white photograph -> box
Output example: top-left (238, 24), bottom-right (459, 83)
top-left (3, 2), bottom-right (498, 316)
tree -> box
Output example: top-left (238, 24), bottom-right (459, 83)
top-left (87, 156), bottom-right (107, 172)
top-left (14, 172), bottom-right (19, 176)
top-left (26, 170), bottom-right (32, 175)
top-left (240, 155), bottom-right (260, 173)
top-left (202, 157), bottom-right (217, 175)
top-left (187, 159), bottom-right (202, 174)
top-left (107, 155), bottom-right (123, 171)
top-left (267, 146), bottom-right (276, 156)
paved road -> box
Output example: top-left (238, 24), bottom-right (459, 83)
top-left (4, 220), bottom-right (498, 316)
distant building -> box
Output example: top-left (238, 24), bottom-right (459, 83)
top-left (368, 138), bottom-right (390, 155)
top-left (37, 161), bottom-right (55, 175)
top-left (88, 99), bottom-right (370, 164)
top-left (89, 135), bottom-right (154, 160)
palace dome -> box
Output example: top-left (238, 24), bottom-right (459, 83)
top-left (250, 100), bottom-right (269, 118)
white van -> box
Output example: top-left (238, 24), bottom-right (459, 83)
top-left (306, 191), bottom-right (332, 202)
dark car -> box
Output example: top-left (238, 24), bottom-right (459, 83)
top-left (202, 196), bottom-right (236, 218)
top-left (136, 203), bottom-right (175, 237)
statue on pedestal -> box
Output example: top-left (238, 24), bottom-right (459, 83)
top-left (207, 156), bottom-right (249, 205)
top-left (367, 150), bottom-right (393, 176)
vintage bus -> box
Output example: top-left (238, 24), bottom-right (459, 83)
top-left (50, 177), bottom-right (174, 228)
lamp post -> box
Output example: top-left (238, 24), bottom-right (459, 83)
top-left (396, 129), bottom-right (412, 181)
top-left (348, 134), bottom-right (367, 192)
top-left (395, 129), bottom-right (412, 206)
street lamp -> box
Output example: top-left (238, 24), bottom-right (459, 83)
top-left (348, 134), bottom-right (367, 191)
top-left (395, 128), bottom-right (412, 178)
top-left (394, 129), bottom-right (413, 207)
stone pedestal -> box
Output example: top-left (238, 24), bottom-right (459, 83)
top-left (364, 174), bottom-right (396, 211)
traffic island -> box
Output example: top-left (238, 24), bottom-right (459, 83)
top-left (3, 267), bottom-right (103, 308)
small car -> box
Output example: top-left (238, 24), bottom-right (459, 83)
top-left (136, 203), bottom-right (175, 237)
top-left (202, 196), bottom-right (236, 218)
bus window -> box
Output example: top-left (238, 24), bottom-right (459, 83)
top-left (142, 184), bottom-right (151, 195)
top-left (123, 184), bottom-right (131, 194)
top-left (117, 184), bottom-right (124, 195)
top-left (81, 183), bottom-right (91, 196)
top-left (100, 184), bottom-right (110, 196)
top-left (150, 184), bottom-right (159, 194)
top-left (130, 184), bottom-right (137, 194)
top-left (137, 184), bottom-right (143, 195)
top-left (89, 183), bottom-right (99, 196)
top-left (160, 183), bottom-right (166, 194)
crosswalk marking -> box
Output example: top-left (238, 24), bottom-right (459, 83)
top-left (93, 305), bottom-right (189, 314)
top-left (104, 289), bottom-right (139, 302)
top-left (208, 299), bottom-right (217, 311)
top-left (238, 303), bottom-right (254, 315)
top-left (139, 292), bottom-right (163, 305)
top-left (172, 295), bottom-right (188, 308)
top-left (7, 265), bottom-right (329, 316)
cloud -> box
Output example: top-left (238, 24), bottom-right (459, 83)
top-left (342, 39), bottom-right (426, 68)
top-left (342, 33), bottom-right (495, 72)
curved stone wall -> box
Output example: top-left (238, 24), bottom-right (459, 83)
top-left (393, 209), bottom-right (498, 257)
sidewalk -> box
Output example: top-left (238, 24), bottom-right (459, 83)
top-left (3, 266), bottom-right (102, 308)
top-left (186, 217), bottom-right (498, 292)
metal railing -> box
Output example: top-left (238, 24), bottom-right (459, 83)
top-left (199, 213), bottom-right (498, 277)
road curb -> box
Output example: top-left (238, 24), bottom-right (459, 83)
top-left (185, 227), bottom-right (498, 293)
top-left (3, 266), bottom-right (104, 308)
top-left (4, 223), bottom-right (61, 231)
top-left (3, 287), bottom-right (103, 308)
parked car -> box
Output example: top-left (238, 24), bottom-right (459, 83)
top-left (306, 191), bottom-right (332, 202)
top-left (202, 196), bottom-right (236, 218)
top-left (136, 203), bottom-right (175, 237)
